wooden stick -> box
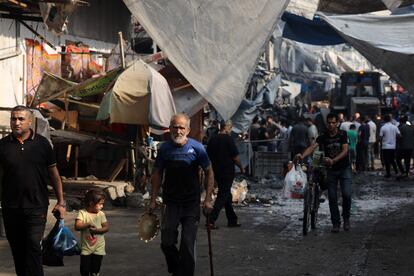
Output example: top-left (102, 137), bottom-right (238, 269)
top-left (107, 159), bottom-right (127, 182)
top-left (65, 98), bottom-right (100, 109)
top-left (8, 0), bottom-right (27, 8)
top-left (118, 32), bottom-right (126, 69)
top-left (66, 144), bottom-right (72, 162)
top-left (74, 145), bottom-right (79, 179)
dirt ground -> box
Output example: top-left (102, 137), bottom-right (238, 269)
top-left (1, 172), bottom-right (414, 276)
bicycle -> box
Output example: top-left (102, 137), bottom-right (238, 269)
top-left (302, 155), bottom-right (326, 236)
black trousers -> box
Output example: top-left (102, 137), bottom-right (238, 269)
top-left (382, 149), bottom-right (398, 176)
top-left (161, 202), bottom-right (200, 276)
top-left (80, 254), bottom-right (103, 276)
top-left (396, 149), bottom-right (413, 175)
top-left (2, 207), bottom-right (47, 276)
top-left (356, 143), bottom-right (368, 172)
top-left (210, 175), bottom-right (238, 225)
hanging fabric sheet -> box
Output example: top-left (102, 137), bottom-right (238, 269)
top-left (123, 0), bottom-right (289, 120)
top-left (320, 12), bottom-right (414, 95)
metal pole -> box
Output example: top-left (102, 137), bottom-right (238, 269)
top-left (18, 20), bottom-right (57, 50)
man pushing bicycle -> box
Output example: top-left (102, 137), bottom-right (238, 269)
top-left (296, 113), bottom-right (352, 233)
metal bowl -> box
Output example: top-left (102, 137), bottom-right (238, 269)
top-left (137, 212), bottom-right (160, 243)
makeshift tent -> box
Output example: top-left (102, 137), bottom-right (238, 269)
top-left (320, 12), bottom-right (414, 95)
top-left (282, 12), bottom-right (345, 45)
top-left (123, 0), bottom-right (289, 120)
top-left (97, 60), bottom-right (176, 128)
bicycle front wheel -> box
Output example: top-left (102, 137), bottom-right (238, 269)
top-left (311, 184), bottom-right (320, 229)
top-left (303, 188), bottom-right (311, 236)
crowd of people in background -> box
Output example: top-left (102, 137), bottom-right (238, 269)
top-left (204, 101), bottom-right (414, 179)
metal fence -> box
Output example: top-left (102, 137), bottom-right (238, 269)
top-left (237, 138), bottom-right (290, 178)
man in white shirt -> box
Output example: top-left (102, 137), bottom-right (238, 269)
top-left (379, 114), bottom-right (400, 178)
top-left (367, 116), bottom-right (377, 170)
top-left (339, 115), bottom-right (353, 132)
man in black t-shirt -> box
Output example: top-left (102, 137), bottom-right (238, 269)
top-left (0, 105), bottom-right (66, 276)
top-left (207, 120), bottom-right (245, 228)
top-left (296, 113), bottom-right (352, 233)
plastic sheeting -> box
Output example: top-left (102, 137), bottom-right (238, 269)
top-left (282, 12), bottom-right (345, 45)
top-left (320, 12), bottom-right (414, 94)
top-left (231, 75), bottom-right (281, 134)
top-left (275, 37), bottom-right (374, 84)
top-left (123, 0), bottom-right (289, 120)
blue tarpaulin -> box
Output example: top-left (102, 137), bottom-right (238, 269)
top-left (282, 12), bottom-right (346, 46)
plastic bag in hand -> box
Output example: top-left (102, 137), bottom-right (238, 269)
top-left (283, 165), bottom-right (308, 199)
top-left (42, 219), bottom-right (80, 266)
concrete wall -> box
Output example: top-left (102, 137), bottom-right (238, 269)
top-left (0, 19), bottom-right (24, 107)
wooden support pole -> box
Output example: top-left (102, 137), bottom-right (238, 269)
top-left (62, 92), bottom-right (69, 130)
top-left (64, 98), bottom-right (100, 109)
top-left (66, 144), bottom-right (72, 162)
top-left (107, 159), bottom-right (127, 182)
top-left (118, 32), bottom-right (126, 69)
top-left (74, 145), bottom-right (79, 179)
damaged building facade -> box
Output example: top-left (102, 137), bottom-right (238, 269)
top-left (0, 0), bottom-right (131, 109)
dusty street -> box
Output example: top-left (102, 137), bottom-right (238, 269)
top-left (1, 172), bottom-right (413, 276)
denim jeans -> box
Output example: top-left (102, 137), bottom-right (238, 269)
top-left (327, 167), bottom-right (352, 226)
top-left (368, 143), bottom-right (375, 168)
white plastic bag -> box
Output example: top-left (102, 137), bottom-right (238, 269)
top-left (283, 165), bottom-right (308, 199)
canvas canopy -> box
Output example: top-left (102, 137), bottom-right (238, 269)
top-left (97, 60), bottom-right (176, 128)
top-left (320, 12), bottom-right (414, 94)
top-left (123, 0), bottom-right (289, 120)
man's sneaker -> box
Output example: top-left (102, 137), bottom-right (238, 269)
top-left (343, 220), bottom-right (350, 232)
top-left (331, 224), bottom-right (340, 233)
top-left (227, 222), bottom-right (241, 228)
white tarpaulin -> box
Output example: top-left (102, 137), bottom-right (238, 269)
top-left (123, 0), bottom-right (289, 120)
top-left (320, 12), bottom-right (414, 93)
top-left (173, 88), bottom-right (207, 117)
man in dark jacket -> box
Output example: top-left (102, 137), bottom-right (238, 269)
top-left (207, 120), bottom-right (245, 228)
top-left (396, 116), bottom-right (414, 178)
top-left (289, 117), bottom-right (311, 160)
top-left (356, 116), bottom-right (370, 172)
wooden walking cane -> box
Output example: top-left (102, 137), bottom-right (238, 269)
top-left (206, 213), bottom-right (214, 276)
